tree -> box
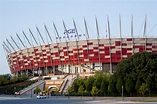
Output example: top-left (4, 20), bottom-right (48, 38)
top-left (108, 76), bottom-right (117, 95)
top-left (139, 83), bottom-right (148, 100)
top-left (116, 77), bottom-right (123, 95)
top-left (44, 87), bottom-right (49, 96)
top-left (78, 85), bottom-right (84, 99)
top-left (100, 77), bottom-right (109, 96)
top-left (113, 52), bottom-right (157, 96)
top-left (54, 87), bottom-right (59, 95)
top-left (91, 86), bottom-right (99, 99)
top-left (145, 74), bottom-right (154, 96)
top-left (125, 77), bottom-right (134, 96)
top-left (34, 86), bottom-right (41, 95)
top-left (66, 86), bottom-right (71, 98)
top-left (85, 76), bottom-right (95, 93)
top-left (135, 78), bottom-right (142, 95)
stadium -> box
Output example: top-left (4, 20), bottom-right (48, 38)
top-left (3, 17), bottom-right (157, 76)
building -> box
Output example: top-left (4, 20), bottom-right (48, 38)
top-left (3, 18), bottom-right (157, 76)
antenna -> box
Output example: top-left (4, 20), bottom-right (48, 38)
top-left (53, 22), bottom-right (61, 42)
top-left (44, 24), bottom-right (53, 43)
top-left (29, 28), bottom-right (38, 45)
top-left (16, 33), bottom-right (25, 47)
top-left (84, 17), bottom-right (89, 39)
top-left (3, 41), bottom-right (11, 52)
top-left (62, 20), bottom-right (70, 41)
top-left (23, 31), bottom-right (32, 46)
top-left (95, 16), bottom-right (100, 39)
top-left (131, 14), bottom-right (133, 38)
top-left (11, 36), bottom-right (20, 49)
top-left (107, 15), bottom-right (112, 73)
top-left (36, 26), bottom-right (45, 43)
top-left (73, 19), bottom-right (79, 40)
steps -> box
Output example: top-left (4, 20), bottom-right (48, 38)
top-left (59, 74), bottom-right (77, 95)
top-left (19, 80), bottom-right (45, 95)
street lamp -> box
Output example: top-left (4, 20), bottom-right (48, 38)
top-left (14, 87), bottom-right (16, 97)
top-left (122, 85), bottom-right (124, 100)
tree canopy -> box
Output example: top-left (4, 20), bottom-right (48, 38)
top-left (113, 52), bottom-right (157, 96)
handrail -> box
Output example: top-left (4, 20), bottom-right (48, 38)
top-left (19, 80), bottom-right (45, 95)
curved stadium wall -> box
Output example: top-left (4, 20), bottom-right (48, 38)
top-left (7, 37), bottom-right (157, 75)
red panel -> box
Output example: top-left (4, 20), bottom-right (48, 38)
top-left (54, 46), bottom-right (58, 48)
top-left (87, 42), bottom-right (93, 45)
top-left (122, 43), bottom-right (127, 46)
top-left (152, 46), bottom-right (157, 48)
top-left (127, 38), bottom-right (132, 41)
top-left (146, 43), bottom-right (152, 46)
top-left (115, 41), bottom-right (121, 46)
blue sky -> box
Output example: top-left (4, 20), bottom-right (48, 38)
top-left (0, 0), bottom-right (157, 74)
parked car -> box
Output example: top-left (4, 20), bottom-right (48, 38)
top-left (36, 94), bottom-right (46, 99)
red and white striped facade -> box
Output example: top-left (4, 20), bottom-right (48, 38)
top-left (7, 37), bottom-right (157, 75)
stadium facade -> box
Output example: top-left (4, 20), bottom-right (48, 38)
top-left (3, 17), bottom-right (157, 76)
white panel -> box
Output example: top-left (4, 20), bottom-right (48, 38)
top-left (92, 39), bottom-right (98, 44)
top-left (105, 56), bottom-right (110, 58)
top-left (68, 41), bottom-right (76, 46)
top-left (89, 54), bottom-right (94, 56)
top-left (83, 47), bottom-right (88, 50)
top-left (79, 50), bottom-right (83, 53)
top-left (59, 42), bottom-right (66, 47)
top-left (44, 60), bottom-right (48, 62)
top-left (84, 59), bottom-right (89, 62)
top-left (78, 40), bottom-right (87, 45)
top-left (69, 53), bottom-right (73, 55)
top-left (111, 49), bottom-right (116, 53)
top-left (127, 50), bottom-right (133, 53)
top-left (79, 54), bottom-right (84, 57)
top-left (60, 52), bottom-right (64, 56)
top-left (44, 56), bottom-right (47, 58)
top-left (100, 51), bottom-right (104, 54)
top-left (134, 48), bottom-right (139, 53)
top-left (122, 55), bottom-right (127, 58)
top-left (64, 56), bottom-right (69, 58)
top-left (93, 49), bottom-right (99, 52)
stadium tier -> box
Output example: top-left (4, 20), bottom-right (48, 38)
top-left (6, 38), bottom-right (157, 76)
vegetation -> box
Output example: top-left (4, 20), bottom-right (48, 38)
top-left (139, 83), bottom-right (148, 97)
top-left (54, 87), bottom-right (59, 95)
top-left (69, 52), bottom-right (157, 97)
top-left (34, 86), bottom-right (41, 95)
top-left (91, 86), bottom-right (99, 99)
top-left (0, 74), bottom-right (35, 95)
top-left (0, 74), bottom-right (28, 86)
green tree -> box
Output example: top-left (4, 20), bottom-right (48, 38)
top-left (34, 86), bottom-right (41, 95)
top-left (146, 74), bottom-right (154, 96)
top-left (54, 87), bottom-right (59, 95)
top-left (139, 83), bottom-right (148, 99)
top-left (108, 76), bottom-right (117, 95)
top-left (85, 76), bottom-right (95, 93)
top-left (78, 85), bottom-right (84, 99)
top-left (44, 87), bottom-right (49, 96)
top-left (113, 52), bottom-right (157, 96)
top-left (66, 86), bottom-right (71, 98)
top-left (135, 78), bottom-right (142, 95)
top-left (91, 86), bottom-right (99, 99)
top-left (116, 77), bottom-right (123, 94)
top-left (100, 77), bottom-right (109, 96)
top-left (94, 75), bottom-right (102, 90)
top-left (125, 77), bottom-right (134, 96)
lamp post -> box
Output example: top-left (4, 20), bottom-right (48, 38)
top-left (122, 85), bottom-right (124, 100)
top-left (14, 87), bottom-right (16, 97)
top-left (31, 88), bottom-right (32, 98)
